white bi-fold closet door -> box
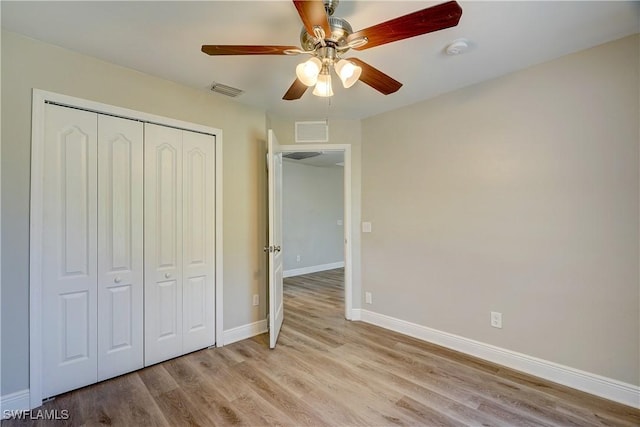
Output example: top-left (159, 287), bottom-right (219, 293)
top-left (41, 104), bottom-right (215, 398)
top-left (144, 123), bottom-right (215, 366)
top-left (42, 104), bottom-right (144, 397)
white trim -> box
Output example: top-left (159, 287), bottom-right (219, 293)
top-left (284, 261), bottom-right (345, 278)
top-left (279, 143), bottom-right (353, 320)
top-left (29, 89), bottom-right (224, 408)
top-left (351, 308), bottom-right (362, 321)
top-left (215, 130), bottom-right (224, 347)
top-left (222, 319), bottom-right (268, 346)
top-left (29, 90), bottom-right (46, 409)
top-left (1, 390), bottom-right (30, 418)
top-left (358, 310), bottom-right (640, 408)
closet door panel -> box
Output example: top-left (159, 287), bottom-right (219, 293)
top-left (97, 115), bottom-right (144, 380)
top-left (42, 104), bottom-right (98, 397)
top-left (144, 123), bottom-right (183, 366)
top-left (182, 131), bottom-right (215, 352)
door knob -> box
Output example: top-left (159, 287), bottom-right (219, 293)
top-left (274, 245), bottom-right (281, 253)
top-left (263, 246), bottom-right (273, 253)
top-left (164, 273), bottom-right (171, 279)
top-left (114, 276), bottom-right (122, 283)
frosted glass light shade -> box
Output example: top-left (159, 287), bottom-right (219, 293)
top-left (335, 59), bottom-right (362, 88)
top-left (295, 57), bottom-right (322, 86)
top-left (312, 73), bottom-right (334, 97)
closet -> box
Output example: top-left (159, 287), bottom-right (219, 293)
top-left (39, 103), bottom-right (216, 398)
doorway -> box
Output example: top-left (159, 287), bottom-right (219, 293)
top-left (282, 150), bottom-right (345, 316)
top-left (278, 144), bottom-right (353, 320)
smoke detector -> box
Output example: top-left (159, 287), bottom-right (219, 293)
top-left (445, 39), bottom-right (469, 55)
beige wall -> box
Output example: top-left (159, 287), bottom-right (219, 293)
top-left (361, 35), bottom-right (640, 386)
top-left (268, 116), bottom-right (363, 308)
top-left (283, 161), bottom-right (344, 272)
top-left (1, 31), bottom-right (268, 395)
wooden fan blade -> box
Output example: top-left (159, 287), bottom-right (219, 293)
top-left (348, 1), bottom-right (462, 51)
top-left (348, 58), bottom-right (402, 95)
top-left (283, 78), bottom-right (309, 100)
top-left (201, 45), bottom-right (299, 55)
top-left (293, 0), bottom-right (331, 37)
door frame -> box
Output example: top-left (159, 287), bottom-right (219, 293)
top-left (278, 143), bottom-right (353, 320)
top-left (29, 89), bottom-right (224, 408)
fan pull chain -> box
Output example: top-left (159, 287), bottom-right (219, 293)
top-left (325, 96), bottom-right (332, 123)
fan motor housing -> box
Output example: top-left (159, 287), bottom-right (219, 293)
top-left (300, 16), bottom-right (353, 51)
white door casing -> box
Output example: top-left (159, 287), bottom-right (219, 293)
top-left (42, 104), bottom-right (99, 397)
top-left (182, 131), bottom-right (216, 353)
top-left (267, 129), bottom-right (284, 349)
top-left (144, 123), bottom-right (184, 365)
top-left (97, 115), bottom-right (144, 380)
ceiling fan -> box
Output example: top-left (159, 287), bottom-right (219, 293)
top-left (201, 0), bottom-right (463, 100)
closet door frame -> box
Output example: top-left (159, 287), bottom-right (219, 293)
top-left (29, 89), bottom-right (224, 409)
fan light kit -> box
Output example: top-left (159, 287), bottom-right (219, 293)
top-left (202, 0), bottom-right (463, 101)
top-left (294, 48), bottom-right (363, 97)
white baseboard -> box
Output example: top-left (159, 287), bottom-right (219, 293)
top-left (284, 261), bottom-right (344, 278)
top-left (358, 309), bottom-right (640, 408)
top-left (222, 319), bottom-right (268, 346)
top-left (1, 389), bottom-right (30, 418)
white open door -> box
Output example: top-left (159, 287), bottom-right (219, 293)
top-left (267, 129), bottom-right (284, 348)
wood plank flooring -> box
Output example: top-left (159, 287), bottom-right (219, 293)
top-left (4, 268), bottom-right (639, 426)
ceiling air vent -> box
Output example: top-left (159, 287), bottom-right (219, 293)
top-left (295, 121), bottom-right (329, 143)
top-left (210, 82), bottom-right (244, 97)
top-left (283, 152), bottom-right (323, 160)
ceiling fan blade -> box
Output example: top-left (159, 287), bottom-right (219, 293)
top-left (201, 45), bottom-right (300, 55)
top-left (293, 0), bottom-right (331, 37)
top-left (283, 78), bottom-right (309, 100)
top-left (348, 58), bottom-right (402, 95)
top-left (348, 1), bottom-right (463, 51)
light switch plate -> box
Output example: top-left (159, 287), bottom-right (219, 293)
top-left (362, 222), bottom-right (372, 233)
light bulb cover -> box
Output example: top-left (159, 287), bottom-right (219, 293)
top-left (335, 59), bottom-right (362, 88)
top-left (312, 72), bottom-right (334, 97)
top-left (295, 57), bottom-right (322, 86)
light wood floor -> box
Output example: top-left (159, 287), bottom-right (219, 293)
top-left (5, 268), bottom-right (639, 426)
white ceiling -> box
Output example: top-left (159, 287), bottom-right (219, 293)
top-left (2, 1), bottom-right (638, 120)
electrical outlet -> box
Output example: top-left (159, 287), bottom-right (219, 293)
top-left (490, 311), bottom-right (502, 329)
top-left (365, 292), bottom-right (372, 304)
top-left (296, 254), bottom-right (301, 263)
top-left (253, 294), bottom-right (259, 306)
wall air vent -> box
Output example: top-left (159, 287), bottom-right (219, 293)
top-left (210, 82), bottom-right (244, 97)
top-left (295, 121), bottom-right (329, 143)
top-left (283, 151), bottom-right (323, 160)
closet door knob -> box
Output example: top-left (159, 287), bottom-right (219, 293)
top-left (114, 276), bottom-right (122, 283)
top-left (164, 273), bottom-right (171, 279)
